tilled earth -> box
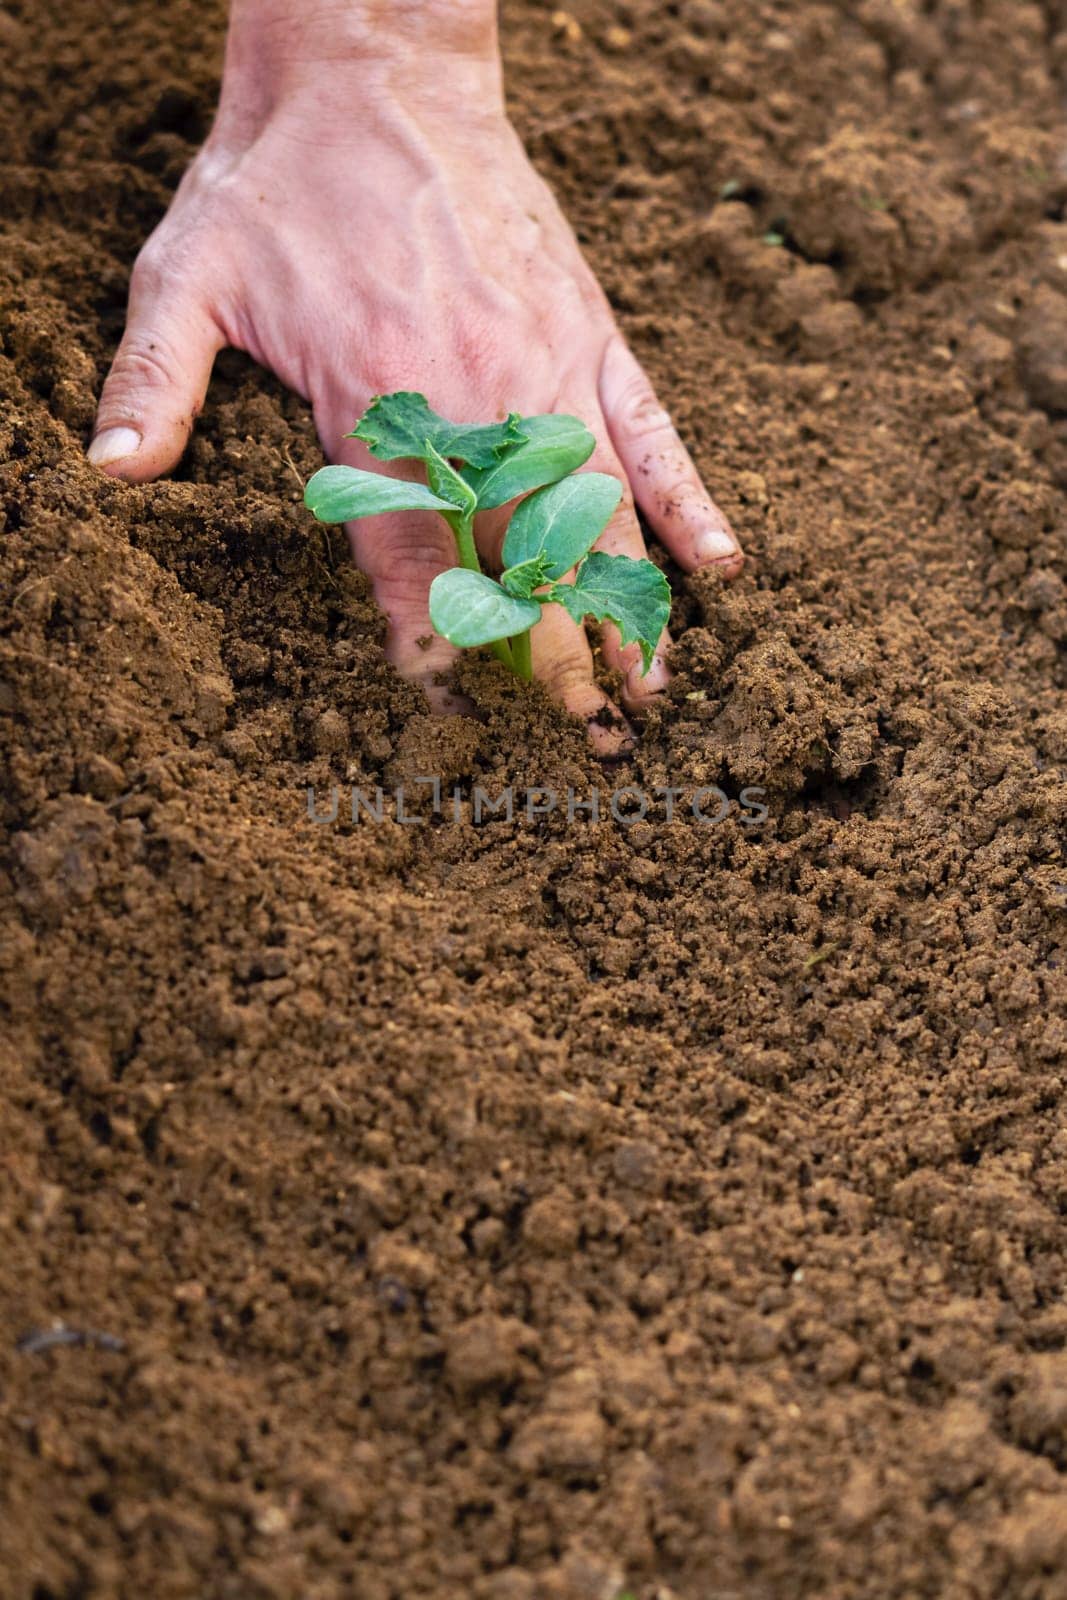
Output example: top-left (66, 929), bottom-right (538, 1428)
top-left (2, 1), bottom-right (1067, 1596)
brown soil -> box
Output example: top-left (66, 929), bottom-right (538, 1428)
top-left (3, 0), bottom-right (1067, 1596)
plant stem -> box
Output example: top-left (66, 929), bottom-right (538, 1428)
top-left (511, 628), bottom-right (533, 681)
top-left (453, 515), bottom-right (481, 575)
top-left (447, 511), bottom-right (514, 671)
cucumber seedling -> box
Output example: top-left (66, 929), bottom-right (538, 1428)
top-left (304, 391), bottom-right (669, 681)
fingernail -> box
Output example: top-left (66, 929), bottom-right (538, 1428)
top-left (694, 525), bottom-right (739, 564)
top-left (88, 427), bottom-right (141, 468)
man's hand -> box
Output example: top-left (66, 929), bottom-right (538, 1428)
top-left (88, 0), bottom-right (743, 752)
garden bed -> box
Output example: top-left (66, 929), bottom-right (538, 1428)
top-left (2, 1), bottom-right (1067, 1595)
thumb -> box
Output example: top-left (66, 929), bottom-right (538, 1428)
top-left (88, 248), bottom-right (224, 482)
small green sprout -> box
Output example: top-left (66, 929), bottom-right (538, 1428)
top-left (303, 391), bottom-right (669, 681)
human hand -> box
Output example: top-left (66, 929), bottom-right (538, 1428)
top-left (88, 0), bottom-right (743, 752)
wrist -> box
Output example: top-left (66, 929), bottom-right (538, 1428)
top-left (217, 0), bottom-right (502, 144)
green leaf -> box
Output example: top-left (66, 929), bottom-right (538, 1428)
top-left (304, 465), bottom-right (457, 524)
top-left (502, 472), bottom-right (622, 580)
top-left (350, 391), bottom-right (525, 468)
top-left (462, 414), bottom-right (596, 510)
top-left (550, 553), bottom-right (670, 673)
top-left (500, 552), bottom-right (552, 600)
top-left (429, 569), bottom-right (541, 649)
top-left (425, 441), bottom-right (478, 518)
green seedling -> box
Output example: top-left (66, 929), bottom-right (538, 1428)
top-left (303, 391), bottom-right (670, 680)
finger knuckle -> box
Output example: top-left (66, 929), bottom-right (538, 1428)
top-left (620, 374), bottom-right (674, 442)
top-left (536, 636), bottom-right (592, 695)
top-left (655, 476), bottom-right (710, 522)
top-left (129, 239), bottom-right (169, 298)
top-left (361, 524), bottom-right (454, 589)
top-left (108, 332), bottom-right (182, 393)
top-left (131, 223), bottom-right (220, 307)
top-left (606, 632), bottom-right (643, 670)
